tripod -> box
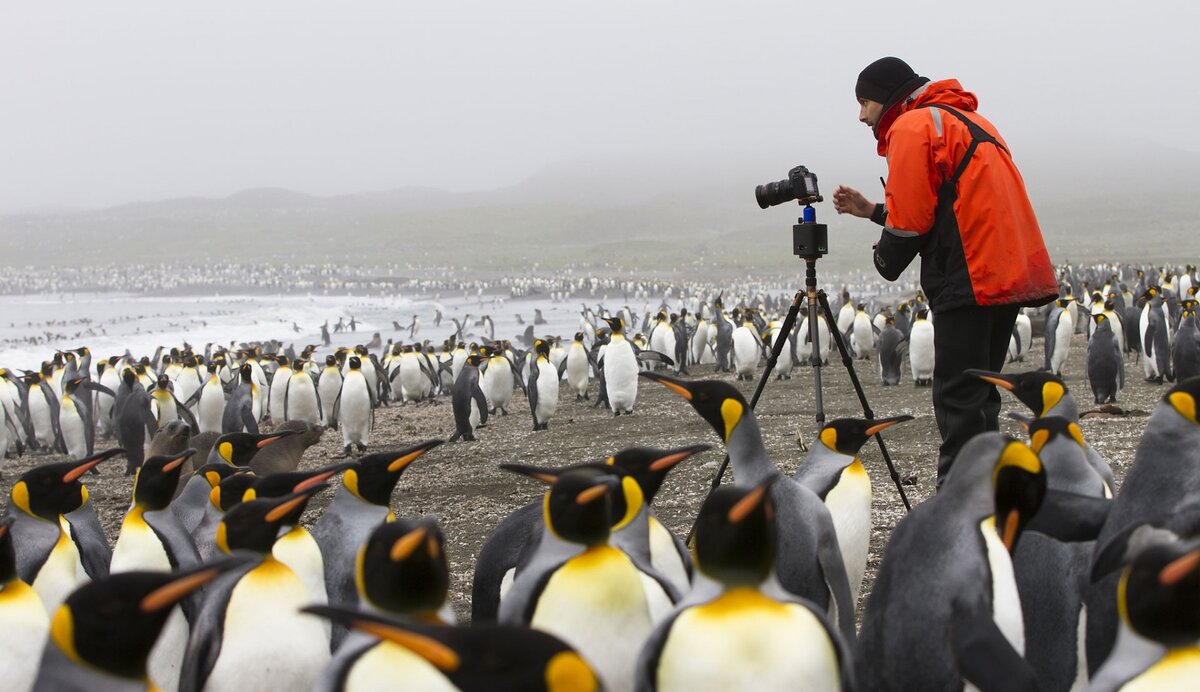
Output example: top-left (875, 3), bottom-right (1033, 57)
top-left (690, 206), bottom-right (911, 542)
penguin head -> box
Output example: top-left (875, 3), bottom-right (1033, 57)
top-left (465, 353), bottom-right (487, 368)
top-left (0, 517), bottom-right (17, 585)
top-left (209, 472), bottom-right (258, 512)
top-left (966, 369), bottom-right (1069, 418)
top-left (9, 448), bottom-right (124, 521)
top-left (349, 356), bottom-right (363, 370)
top-left (1028, 416), bottom-right (1087, 455)
top-left (573, 332), bottom-right (585, 343)
top-left (355, 517), bottom-right (449, 617)
top-left (639, 372), bottom-right (749, 444)
top-left (246, 460), bottom-right (356, 509)
top-left (216, 485), bottom-right (329, 555)
top-left (343, 440), bottom-right (444, 506)
top-left (1165, 377), bottom-right (1200, 426)
top-left (602, 316), bottom-right (625, 334)
top-left (605, 444), bottom-right (711, 503)
top-left (211, 429), bottom-right (297, 466)
top-left (692, 478), bottom-right (778, 586)
top-left (301, 605), bottom-right (600, 692)
top-left (120, 367), bottom-right (138, 389)
top-left (1117, 540), bottom-right (1200, 647)
top-left (818, 415), bottom-right (914, 457)
top-left (194, 462), bottom-right (252, 495)
top-left (49, 557), bottom-right (253, 681)
top-left (131, 449), bottom-right (196, 511)
top-left (502, 465), bottom-right (621, 547)
top-left (534, 340), bottom-right (551, 358)
top-left (325, 354), bottom-right (338, 367)
top-left (991, 439), bottom-right (1047, 554)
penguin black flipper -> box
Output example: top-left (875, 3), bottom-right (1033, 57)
top-left (527, 361), bottom-right (540, 427)
top-left (65, 502), bottom-right (112, 579)
top-left (635, 349), bottom-right (674, 367)
top-left (504, 355), bottom-right (529, 396)
top-left (144, 508), bottom-right (204, 619)
top-left (1043, 312), bottom-right (1059, 371)
top-left (330, 392), bottom-right (342, 430)
top-left (950, 597), bottom-right (1041, 692)
top-left (179, 562), bottom-right (257, 692)
top-left (471, 501), bottom-right (541, 623)
top-left (239, 406), bottom-right (259, 436)
top-left (173, 394), bottom-right (200, 432)
top-left (556, 357), bottom-right (568, 380)
top-left (3, 408), bottom-right (24, 455)
top-left (1025, 489), bottom-right (1111, 543)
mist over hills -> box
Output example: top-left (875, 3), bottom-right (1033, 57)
top-left (2, 139), bottom-right (1196, 273)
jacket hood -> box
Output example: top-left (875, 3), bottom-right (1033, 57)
top-left (875, 79), bottom-right (979, 156)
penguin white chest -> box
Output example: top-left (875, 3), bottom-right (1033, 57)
top-left (345, 641), bottom-right (458, 692)
top-left (647, 516), bottom-right (689, 593)
top-left (60, 398), bottom-right (86, 458)
top-left (531, 544), bottom-right (659, 692)
top-left (110, 509), bottom-right (172, 573)
top-left (603, 339), bottom-right (638, 412)
top-left (656, 588), bottom-right (840, 691)
top-left (204, 558), bottom-right (331, 692)
top-left (824, 460), bottom-right (872, 603)
top-left (1119, 647), bottom-right (1200, 691)
top-left (0, 580), bottom-right (50, 692)
top-left (979, 517), bottom-right (1024, 655)
top-left (31, 517), bottom-right (85, 616)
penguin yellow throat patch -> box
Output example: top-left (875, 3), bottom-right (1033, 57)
top-left (697, 587), bottom-right (790, 619)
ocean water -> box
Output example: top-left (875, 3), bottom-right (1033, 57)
top-left (0, 289), bottom-right (660, 370)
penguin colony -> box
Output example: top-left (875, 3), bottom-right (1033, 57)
top-left (0, 263), bottom-right (1199, 691)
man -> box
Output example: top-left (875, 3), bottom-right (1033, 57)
top-left (833, 57), bottom-right (1057, 483)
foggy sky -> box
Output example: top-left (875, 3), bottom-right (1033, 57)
top-left (1, 1), bottom-right (1195, 212)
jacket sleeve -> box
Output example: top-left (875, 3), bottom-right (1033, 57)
top-left (872, 112), bottom-right (942, 281)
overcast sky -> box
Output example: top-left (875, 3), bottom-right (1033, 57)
top-left (1, 1), bottom-right (1194, 212)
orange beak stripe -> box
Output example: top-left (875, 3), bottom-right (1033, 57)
top-left (390, 528), bottom-right (428, 562)
top-left (649, 451), bottom-right (692, 472)
top-left (63, 458), bottom-right (106, 483)
top-left (355, 622), bottom-right (460, 672)
top-left (728, 485), bottom-right (767, 524)
top-left (141, 568), bottom-right (220, 613)
top-left (1002, 510), bottom-right (1021, 552)
top-left (575, 484), bottom-right (610, 505)
top-left (977, 375), bottom-right (1014, 391)
top-left (1160, 551), bottom-right (1200, 586)
top-left (265, 495), bottom-right (307, 523)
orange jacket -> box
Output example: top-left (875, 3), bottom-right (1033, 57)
top-left (872, 79), bottom-right (1057, 311)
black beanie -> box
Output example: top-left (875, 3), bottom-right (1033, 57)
top-left (855, 57), bottom-right (929, 110)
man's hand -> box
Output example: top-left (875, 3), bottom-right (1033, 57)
top-left (832, 185), bottom-right (876, 218)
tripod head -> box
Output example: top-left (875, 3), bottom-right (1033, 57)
top-left (793, 205), bottom-right (828, 260)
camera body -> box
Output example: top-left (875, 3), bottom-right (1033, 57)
top-left (756, 165), bottom-right (828, 258)
top-left (755, 165), bottom-right (823, 209)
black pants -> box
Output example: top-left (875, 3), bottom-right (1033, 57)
top-left (933, 304), bottom-right (1020, 484)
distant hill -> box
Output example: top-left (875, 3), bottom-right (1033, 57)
top-left (2, 143), bottom-right (1197, 272)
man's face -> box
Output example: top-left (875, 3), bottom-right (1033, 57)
top-left (858, 98), bottom-right (884, 129)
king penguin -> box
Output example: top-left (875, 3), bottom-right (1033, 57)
top-left (0, 516), bottom-right (49, 692)
top-left (311, 440), bottom-right (443, 648)
top-left (496, 465), bottom-right (678, 692)
top-left (601, 317), bottom-right (640, 415)
top-left (471, 446), bottom-right (706, 623)
top-left (793, 415), bottom-right (912, 604)
top-left (5, 448), bottom-right (124, 615)
top-left (858, 433), bottom-right (1047, 691)
top-left (180, 486), bottom-right (333, 692)
top-left (110, 449), bottom-right (203, 692)
top-left (314, 518), bottom-right (457, 691)
top-left (1086, 377), bottom-right (1200, 674)
top-left (528, 339), bottom-right (561, 431)
top-left (565, 332), bottom-right (592, 401)
top-left (635, 479), bottom-right (856, 691)
top-left (33, 557), bottom-right (252, 692)
top-left (1087, 313), bottom-right (1125, 404)
top-left (909, 308), bottom-right (935, 386)
top-left (337, 356), bottom-right (374, 454)
top-left (306, 605), bottom-right (599, 692)
top-left (639, 372), bottom-right (857, 640)
top-left (448, 354), bottom-right (489, 442)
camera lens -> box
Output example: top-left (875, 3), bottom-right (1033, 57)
top-left (755, 179), bottom-right (796, 209)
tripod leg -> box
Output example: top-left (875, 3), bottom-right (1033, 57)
top-left (817, 289), bottom-right (913, 512)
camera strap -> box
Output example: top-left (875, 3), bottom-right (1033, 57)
top-left (920, 104), bottom-right (1008, 187)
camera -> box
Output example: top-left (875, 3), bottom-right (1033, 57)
top-left (755, 165), bottom-right (822, 209)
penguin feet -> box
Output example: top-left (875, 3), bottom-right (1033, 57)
top-left (343, 444), bottom-right (352, 456)
top-left (356, 443), bottom-right (368, 452)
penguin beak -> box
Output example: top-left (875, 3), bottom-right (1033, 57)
top-left (638, 371), bottom-right (693, 400)
top-left (648, 444), bottom-right (712, 472)
top-left (498, 464), bottom-right (561, 485)
top-left (386, 439), bottom-right (444, 473)
top-left (1001, 510), bottom-right (1022, 553)
top-left (965, 369), bottom-right (1014, 391)
top-left (62, 448), bottom-right (125, 482)
top-left (140, 555), bottom-right (255, 613)
top-left (301, 606), bottom-right (461, 672)
top-left (865, 415), bottom-right (915, 437)
top-left (1160, 549), bottom-right (1200, 586)
top-left (294, 462), bottom-right (356, 492)
top-left (265, 485), bottom-right (329, 523)
top-left (161, 449), bottom-right (197, 474)
top-left (390, 526), bottom-right (428, 562)
top-left (257, 430), bottom-right (297, 448)
top-left (728, 477), bottom-right (777, 523)
top-left (576, 478), bottom-right (619, 505)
